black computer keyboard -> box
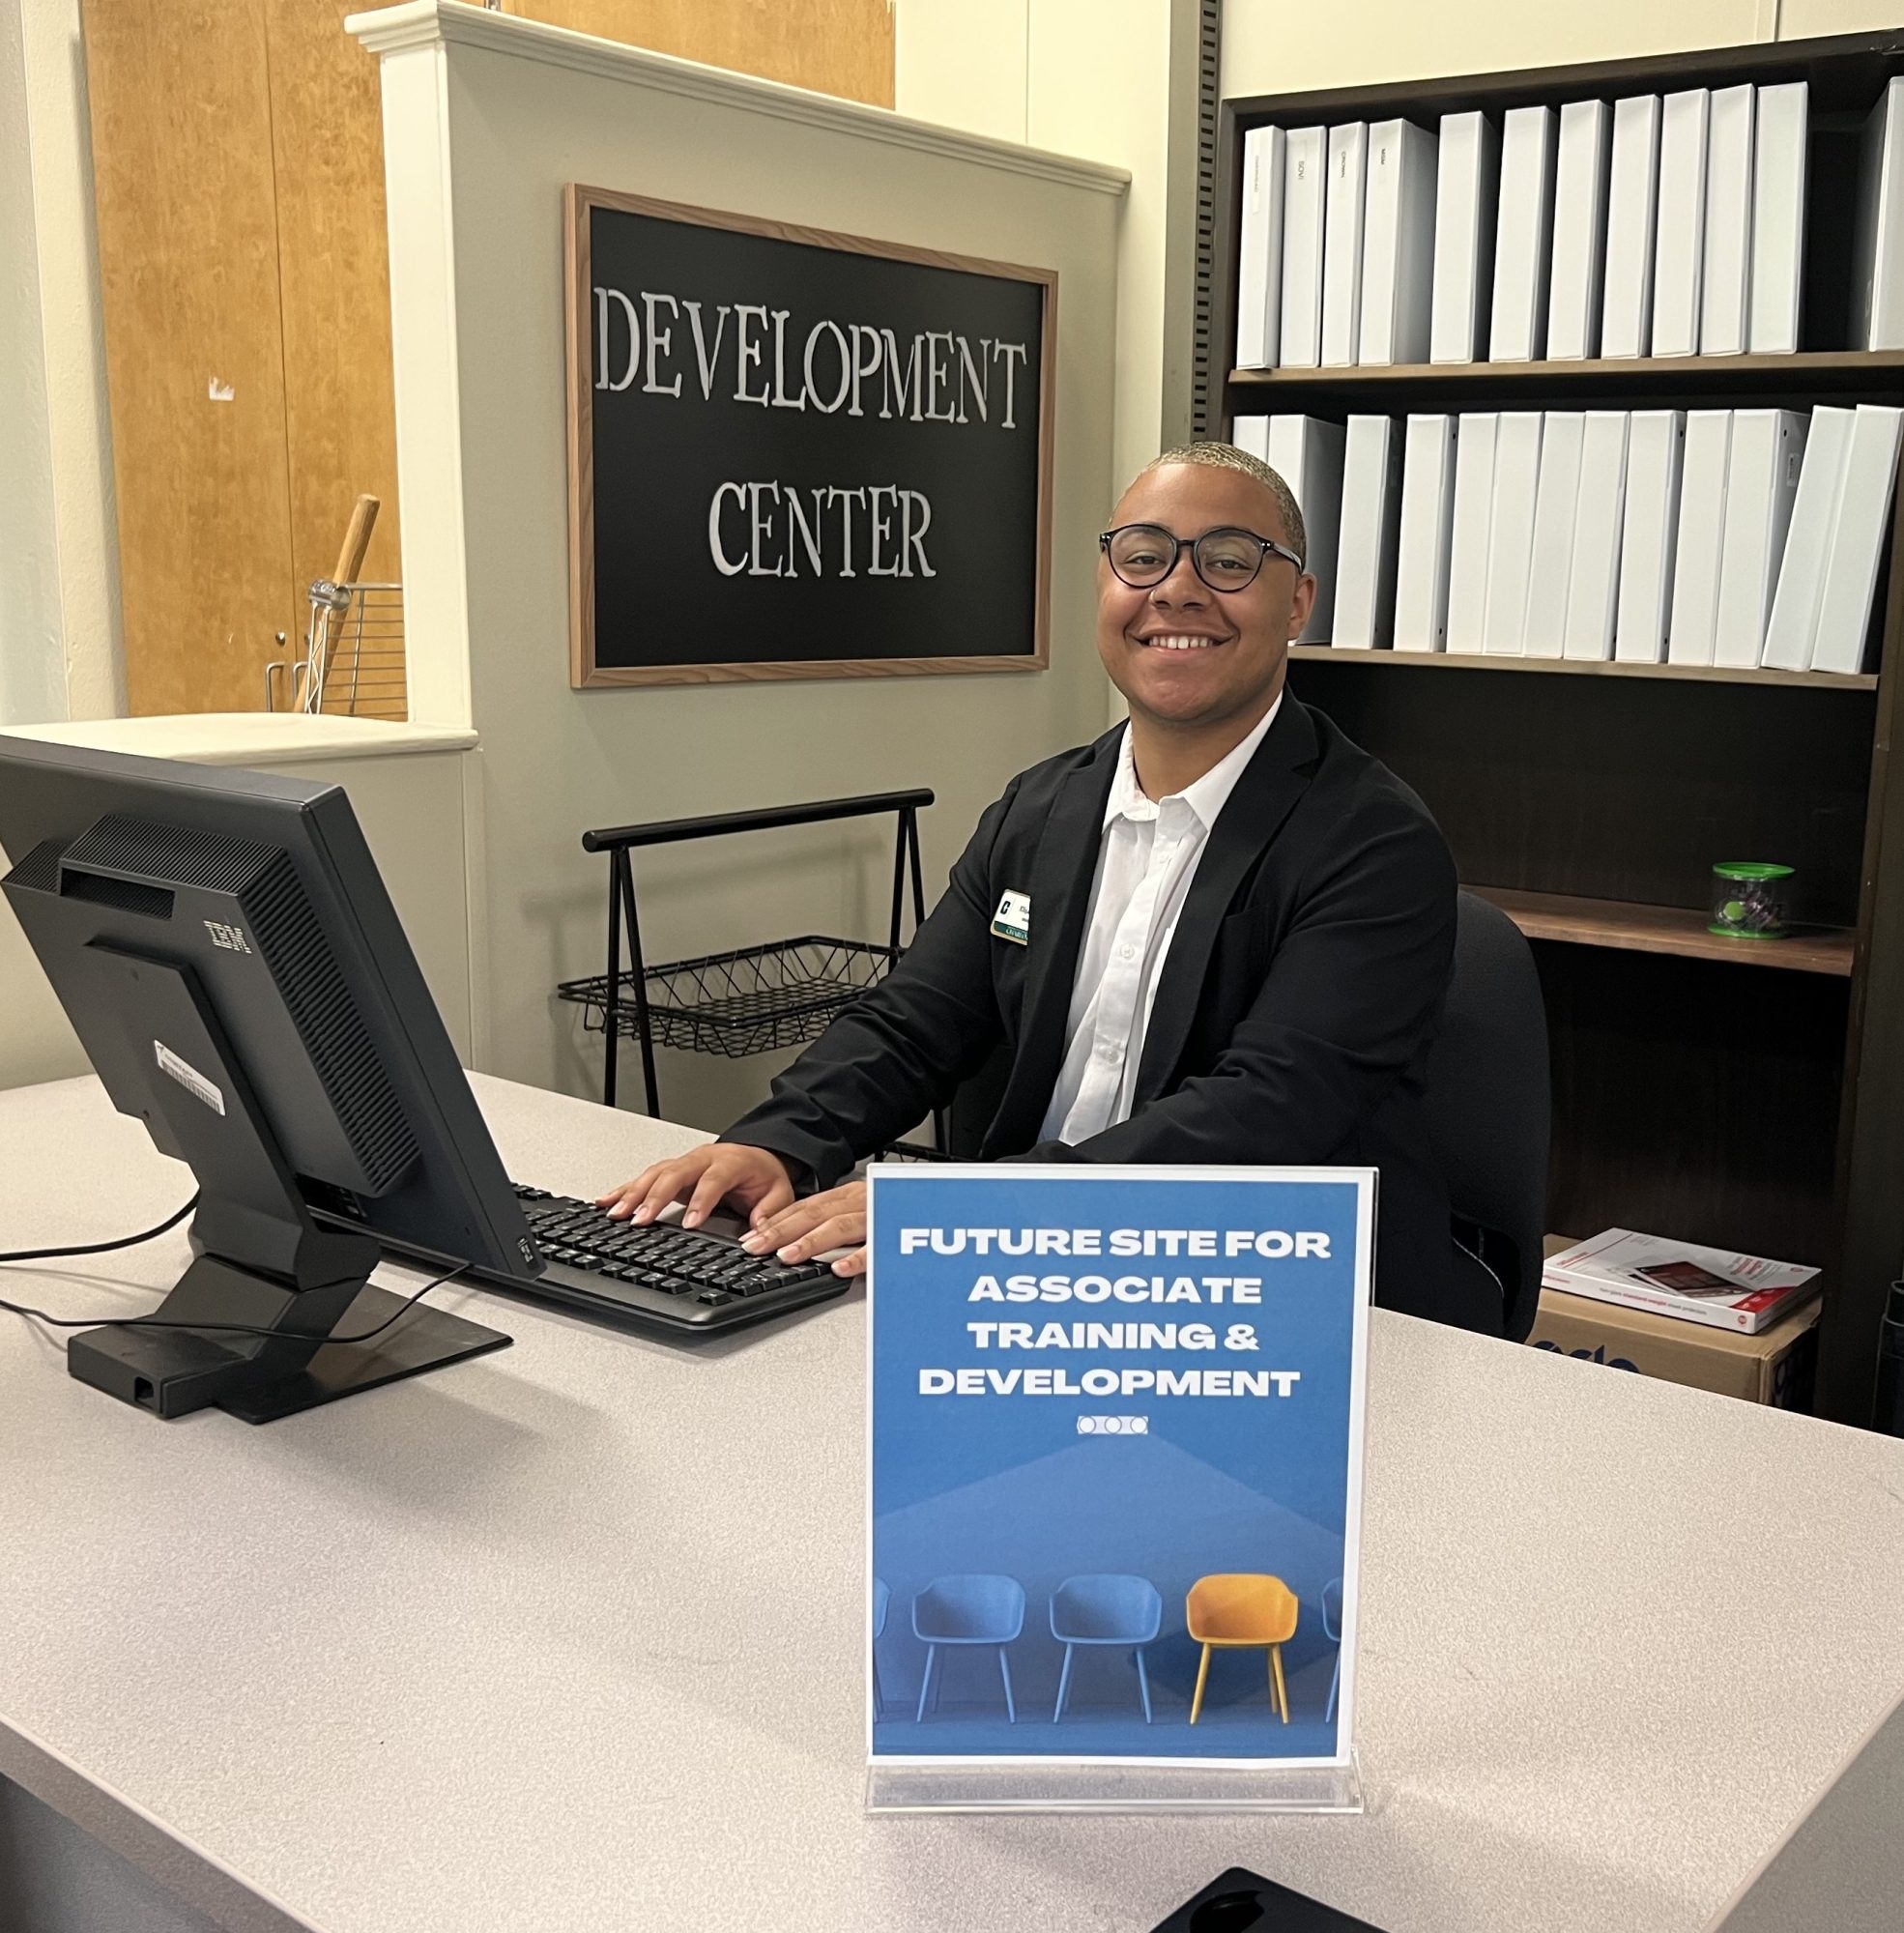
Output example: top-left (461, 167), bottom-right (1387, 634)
top-left (508, 1186), bottom-right (852, 1334)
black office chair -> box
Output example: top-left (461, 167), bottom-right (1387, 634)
top-left (948, 891), bottom-right (1551, 1340)
top-left (1425, 891), bottom-right (1551, 1343)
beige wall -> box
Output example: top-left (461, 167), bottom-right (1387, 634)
top-left (1, 0), bottom-right (64, 726)
top-left (897, 0), bottom-right (1191, 498)
top-left (1223, 1), bottom-right (1764, 97)
top-left (1783, 0), bottom-right (1904, 34)
top-left (1222, 0), bottom-right (1904, 98)
top-left (1, 0), bottom-right (125, 726)
top-left (893, 0), bottom-right (1027, 143)
top-left (357, 4), bottom-right (1126, 1128)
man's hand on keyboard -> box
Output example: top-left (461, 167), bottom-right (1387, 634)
top-left (740, 1182), bottom-right (868, 1279)
top-left (596, 1143), bottom-right (795, 1231)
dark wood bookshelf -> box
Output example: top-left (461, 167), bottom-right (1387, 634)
top-left (1467, 885), bottom-right (1857, 976)
top-left (1285, 644), bottom-right (1880, 691)
top-left (1231, 350), bottom-right (1904, 413)
top-left (1217, 30), bottom-right (1904, 1427)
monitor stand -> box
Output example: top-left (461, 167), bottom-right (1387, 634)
top-left (64, 945), bottom-right (509, 1423)
top-left (70, 1268), bottom-right (511, 1424)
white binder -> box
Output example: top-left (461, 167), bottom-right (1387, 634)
top-left (1748, 83), bottom-right (1808, 355)
top-left (1652, 89), bottom-right (1711, 357)
top-left (1333, 416), bottom-right (1404, 648)
top-left (1235, 126), bottom-right (1286, 369)
top-left (1360, 120), bottom-right (1438, 365)
top-left (1547, 101), bottom-right (1611, 361)
top-left (1231, 417), bottom-right (1272, 462)
top-left (1280, 128), bottom-right (1329, 368)
top-left (1525, 413), bottom-right (1587, 657)
top-left (1483, 412), bottom-right (1545, 652)
top-left (1446, 413), bottom-right (1498, 651)
top-left (1666, 410), bottom-right (1734, 666)
top-left (1563, 412), bottom-right (1631, 661)
top-left (1700, 84), bottom-right (1755, 356)
top-left (1490, 106), bottom-right (1557, 362)
top-left (1430, 111), bottom-right (1499, 364)
top-left (1602, 95), bottom-right (1661, 359)
top-left (1713, 409), bottom-right (1808, 668)
top-left (1395, 415), bottom-right (1459, 651)
top-left (1266, 415), bottom-right (1346, 643)
top-left (1614, 411), bottom-right (1687, 662)
top-left (1763, 407), bottom-right (1855, 672)
top-left (1812, 405), bottom-right (1904, 675)
top-left (1854, 79), bottom-right (1904, 351)
top-left (1322, 123), bottom-right (1369, 366)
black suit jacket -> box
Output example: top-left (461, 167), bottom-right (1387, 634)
top-left (726, 697), bottom-right (1481, 1330)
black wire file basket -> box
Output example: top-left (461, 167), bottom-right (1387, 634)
top-left (557, 791), bottom-right (934, 1119)
top-left (561, 935), bottom-right (900, 1061)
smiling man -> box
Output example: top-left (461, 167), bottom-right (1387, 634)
top-left (601, 442), bottom-right (1481, 1329)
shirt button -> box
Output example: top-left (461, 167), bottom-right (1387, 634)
top-left (1119, 944), bottom-right (1137, 962)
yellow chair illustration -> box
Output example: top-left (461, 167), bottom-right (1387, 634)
top-left (1186, 1573), bottom-right (1299, 1725)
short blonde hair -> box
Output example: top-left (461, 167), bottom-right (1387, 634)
top-left (1138, 439), bottom-right (1308, 567)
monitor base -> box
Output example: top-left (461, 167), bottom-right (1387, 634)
top-left (69, 1284), bottom-right (510, 1424)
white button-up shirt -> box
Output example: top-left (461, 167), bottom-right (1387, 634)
top-left (1038, 696), bottom-right (1283, 1145)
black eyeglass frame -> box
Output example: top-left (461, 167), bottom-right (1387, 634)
top-left (1097, 523), bottom-right (1307, 592)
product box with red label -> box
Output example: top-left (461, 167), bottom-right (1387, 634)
top-left (1527, 1285), bottom-right (1820, 1407)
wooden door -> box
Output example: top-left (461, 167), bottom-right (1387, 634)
top-left (84, 0), bottom-right (302, 716)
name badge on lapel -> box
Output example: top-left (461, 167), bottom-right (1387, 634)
top-left (991, 889), bottom-right (1031, 946)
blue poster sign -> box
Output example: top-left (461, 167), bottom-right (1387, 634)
top-left (867, 1165), bottom-right (1373, 1769)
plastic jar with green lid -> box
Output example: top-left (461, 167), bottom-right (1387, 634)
top-left (1710, 862), bottom-right (1794, 940)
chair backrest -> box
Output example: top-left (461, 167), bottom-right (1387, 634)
top-left (912, 1573), bottom-right (1026, 1641)
top-left (1185, 1573), bottom-right (1298, 1644)
top-left (1050, 1573), bottom-right (1164, 1642)
top-left (872, 1576), bottom-right (889, 1639)
top-left (1320, 1575), bottom-right (1342, 1643)
top-left (1423, 892), bottom-right (1551, 1343)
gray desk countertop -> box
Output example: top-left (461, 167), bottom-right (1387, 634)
top-left (2, 1073), bottom-right (1901, 1933)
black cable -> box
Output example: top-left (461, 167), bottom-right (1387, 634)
top-left (0, 1193), bottom-right (199, 1264)
top-left (1, 1228), bottom-right (470, 1346)
top-left (304, 1265), bottom-right (471, 1345)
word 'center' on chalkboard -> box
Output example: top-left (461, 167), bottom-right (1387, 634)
top-left (564, 187), bottom-right (1056, 688)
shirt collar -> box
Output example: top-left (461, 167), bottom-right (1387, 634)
top-left (1104, 690), bottom-right (1284, 832)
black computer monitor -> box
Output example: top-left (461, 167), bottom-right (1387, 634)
top-left (0, 736), bottom-right (544, 1423)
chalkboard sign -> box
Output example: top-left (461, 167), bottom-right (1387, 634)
top-left (563, 187), bottom-right (1056, 688)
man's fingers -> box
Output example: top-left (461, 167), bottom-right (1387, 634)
top-left (781, 1214), bottom-right (863, 1259)
top-left (599, 1152), bottom-right (711, 1221)
top-left (832, 1245), bottom-right (868, 1278)
top-left (597, 1145), bottom-right (794, 1227)
top-left (738, 1175), bottom-right (798, 1224)
top-left (681, 1165), bottom-right (735, 1228)
top-left (746, 1198), bottom-right (866, 1276)
top-left (743, 1183), bottom-right (862, 1255)
top-left (594, 1162), bottom-right (665, 1212)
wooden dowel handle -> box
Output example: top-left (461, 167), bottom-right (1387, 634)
top-left (330, 494), bottom-right (380, 586)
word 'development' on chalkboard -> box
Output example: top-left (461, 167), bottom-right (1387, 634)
top-left (563, 188), bottom-right (1056, 688)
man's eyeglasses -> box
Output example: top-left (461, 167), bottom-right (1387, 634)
top-left (1099, 523), bottom-right (1306, 592)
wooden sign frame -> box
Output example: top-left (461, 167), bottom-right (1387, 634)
top-left (563, 185), bottom-right (1057, 689)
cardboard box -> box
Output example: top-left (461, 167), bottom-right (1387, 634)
top-left (1527, 1285), bottom-right (1820, 1408)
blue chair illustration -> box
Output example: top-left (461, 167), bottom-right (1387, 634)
top-left (912, 1574), bottom-right (1025, 1724)
top-left (1050, 1574), bottom-right (1163, 1724)
top-left (1321, 1576), bottom-right (1343, 1724)
top-left (872, 1577), bottom-right (890, 1718)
